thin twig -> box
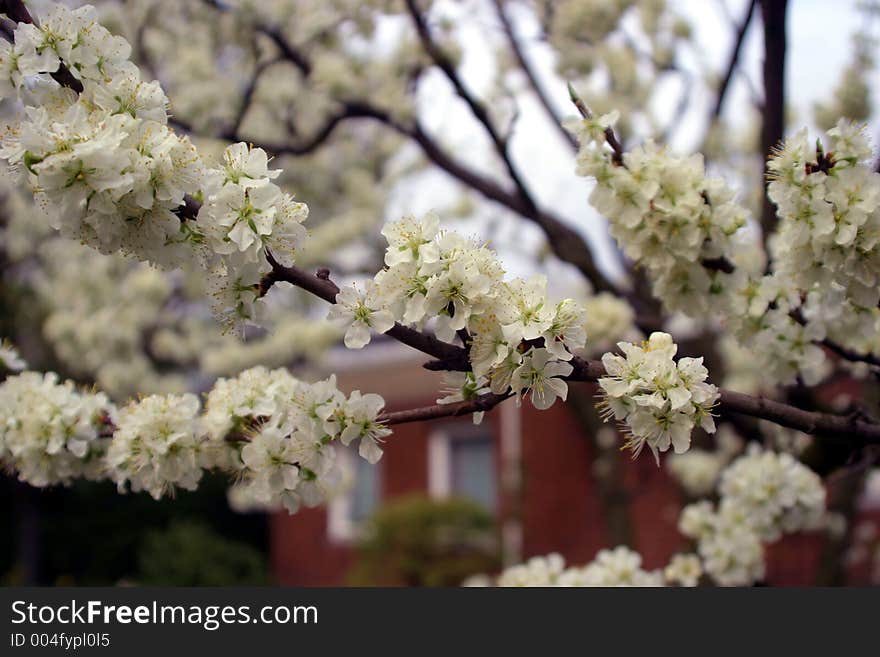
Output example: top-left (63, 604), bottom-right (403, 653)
top-left (709, 0), bottom-right (758, 122)
top-left (492, 0), bottom-right (576, 152)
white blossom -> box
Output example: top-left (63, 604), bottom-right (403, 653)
top-left (0, 371), bottom-right (114, 486)
top-left (0, 341), bottom-right (26, 372)
top-left (664, 554), bottom-right (702, 587)
top-left (511, 347), bottom-right (573, 410)
top-left (598, 332), bottom-right (719, 463)
top-left (327, 283), bottom-right (395, 349)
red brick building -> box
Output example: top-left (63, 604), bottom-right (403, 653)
top-left (270, 342), bottom-right (879, 586)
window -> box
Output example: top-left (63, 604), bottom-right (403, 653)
top-left (327, 447), bottom-right (381, 543)
top-left (349, 452), bottom-right (381, 524)
top-left (429, 424), bottom-right (497, 513)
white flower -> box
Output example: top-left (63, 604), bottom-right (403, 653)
top-left (664, 554), bottom-right (702, 587)
top-left (381, 211), bottom-right (440, 266)
top-left (436, 371), bottom-right (491, 424)
top-left (718, 445), bottom-right (826, 541)
top-left (327, 283), bottom-right (395, 349)
top-left (497, 553), bottom-right (567, 586)
top-left (206, 259), bottom-right (267, 336)
top-left (511, 347), bottom-right (573, 410)
top-left (207, 182), bottom-right (281, 256)
top-left (240, 420), bottom-right (306, 509)
top-left (500, 276), bottom-right (555, 343)
top-left (220, 143), bottom-right (280, 188)
top-left (0, 341), bottom-right (26, 372)
top-left (563, 109), bottom-right (621, 146)
top-left (575, 546), bottom-right (664, 587)
top-left (338, 390), bottom-right (391, 464)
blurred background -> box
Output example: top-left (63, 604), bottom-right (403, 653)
top-left (3, 0), bottom-right (880, 586)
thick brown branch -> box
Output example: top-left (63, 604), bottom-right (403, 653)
top-left (758, 0), bottom-right (788, 240)
top-left (378, 393), bottom-right (510, 426)
top-left (717, 389), bottom-right (880, 442)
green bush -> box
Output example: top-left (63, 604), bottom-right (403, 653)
top-left (348, 495), bottom-right (500, 587)
top-left (136, 520), bottom-right (268, 586)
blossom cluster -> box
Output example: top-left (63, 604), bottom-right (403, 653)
top-left (566, 108), bottom-right (879, 387)
top-left (766, 122), bottom-right (880, 355)
top-left (558, 547), bottom-right (665, 587)
top-left (197, 144), bottom-right (308, 330)
top-left (0, 3), bottom-right (201, 266)
top-left (0, 2), bottom-right (309, 334)
top-left (566, 112), bottom-right (747, 317)
top-left (0, 365), bottom-right (390, 512)
top-left (679, 446), bottom-right (826, 585)
top-left (709, 122), bottom-right (880, 388)
top-left (328, 212), bottom-right (587, 412)
top-left (0, 371), bottom-right (114, 487)
top-left (717, 445), bottom-right (826, 541)
top-left (494, 547), bottom-right (693, 588)
top-left (493, 446), bottom-right (826, 587)
top-left (105, 393), bottom-right (202, 499)
top-left (768, 123), bottom-right (880, 307)
top-left (598, 332), bottom-right (719, 463)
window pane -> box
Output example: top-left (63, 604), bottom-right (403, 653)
top-left (351, 456), bottom-right (380, 523)
top-left (451, 437), bottom-right (495, 512)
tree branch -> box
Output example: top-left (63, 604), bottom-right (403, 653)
top-left (220, 55), bottom-right (282, 142)
top-left (492, 0), bottom-right (577, 152)
top-left (378, 392), bottom-right (510, 425)
top-left (405, 0), bottom-right (530, 198)
top-left (758, 0), bottom-right (788, 240)
top-left (261, 254), bottom-right (880, 444)
top-left (402, 0), bottom-right (622, 295)
top-left (709, 0), bottom-right (758, 122)
top-left (262, 252), bottom-right (465, 365)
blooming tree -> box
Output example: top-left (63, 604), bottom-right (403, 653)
top-left (1, 0), bottom-right (879, 586)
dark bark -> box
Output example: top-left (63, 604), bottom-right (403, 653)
top-left (759, 0), bottom-right (789, 240)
